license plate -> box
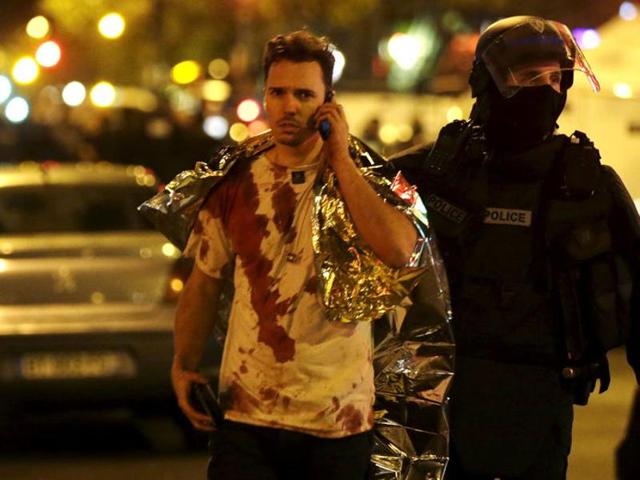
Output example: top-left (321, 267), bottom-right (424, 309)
top-left (19, 351), bottom-right (137, 380)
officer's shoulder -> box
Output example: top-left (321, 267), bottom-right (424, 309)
top-left (600, 164), bottom-right (634, 204)
top-left (388, 142), bottom-right (435, 171)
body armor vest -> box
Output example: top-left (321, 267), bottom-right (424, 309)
top-left (422, 122), bottom-right (630, 401)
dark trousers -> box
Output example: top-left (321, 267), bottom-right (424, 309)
top-left (445, 357), bottom-right (574, 480)
top-left (445, 416), bottom-right (572, 480)
top-left (207, 420), bottom-right (373, 480)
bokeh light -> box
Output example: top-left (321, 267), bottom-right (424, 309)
top-left (379, 123), bottom-right (399, 144)
top-left (237, 99), bottom-right (261, 122)
top-left (572, 28), bottom-right (601, 50)
top-left (90, 81), bottom-right (117, 107)
top-left (620, 2), bottom-right (638, 21)
top-left (162, 243), bottom-right (179, 257)
top-left (98, 13), bottom-right (126, 39)
top-left (35, 40), bottom-right (62, 67)
top-left (203, 115), bottom-right (229, 139)
top-left (387, 32), bottom-right (426, 70)
top-left (0, 75), bottom-right (12, 104)
top-left (208, 58), bottom-right (230, 79)
top-left (201, 80), bottom-right (231, 102)
top-left (62, 81), bottom-right (87, 106)
top-left (5, 97), bottom-right (30, 123)
top-left (171, 60), bottom-right (201, 84)
top-left (12, 56), bottom-right (39, 84)
top-left (229, 122), bottom-right (250, 142)
top-left (332, 48), bottom-right (346, 83)
top-left (396, 123), bottom-right (414, 143)
top-left (613, 82), bottom-right (633, 99)
top-left (26, 16), bottom-right (50, 39)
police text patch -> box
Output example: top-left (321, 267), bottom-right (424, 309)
top-left (425, 193), bottom-right (468, 224)
top-left (484, 208), bottom-right (532, 227)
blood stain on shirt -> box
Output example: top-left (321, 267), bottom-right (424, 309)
top-left (226, 381), bottom-right (260, 414)
top-left (272, 181), bottom-right (297, 240)
top-left (304, 275), bottom-right (318, 294)
top-left (211, 165), bottom-right (296, 363)
top-left (260, 386), bottom-right (280, 402)
top-left (199, 238), bottom-right (210, 260)
top-left (336, 404), bottom-right (364, 434)
top-left (192, 217), bottom-right (203, 234)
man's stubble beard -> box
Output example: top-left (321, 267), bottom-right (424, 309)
top-left (273, 126), bottom-right (315, 147)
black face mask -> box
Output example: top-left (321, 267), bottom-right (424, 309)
top-left (484, 85), bottom-right (567, 152)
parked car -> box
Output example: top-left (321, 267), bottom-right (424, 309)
top-left (0, 161), bottom-right (218, 423)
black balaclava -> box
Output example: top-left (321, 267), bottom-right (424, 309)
top-left (483, 84), bottom-right (567, 152)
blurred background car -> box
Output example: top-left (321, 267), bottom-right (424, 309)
top-left (0, 161), bottom-right (219, 445)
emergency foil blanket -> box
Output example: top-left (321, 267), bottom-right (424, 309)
top-left (138, 131), bottom-right (454, 479)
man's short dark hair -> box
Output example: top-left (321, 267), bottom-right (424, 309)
top-left (263, 30), bottom-right (335, 90)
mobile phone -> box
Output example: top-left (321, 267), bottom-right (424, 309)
top-left (190, 382), bottom-right (224, 425)
top-left (318, 90), bottom-right (334, 140)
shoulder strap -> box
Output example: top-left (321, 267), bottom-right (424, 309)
top-left (557, 130), bottom-right (602, 199)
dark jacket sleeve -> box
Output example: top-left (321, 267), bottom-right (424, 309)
top-left (604, 165), bottom-right (640, 382)
top-left (388, 143), bottom-right (434, 188)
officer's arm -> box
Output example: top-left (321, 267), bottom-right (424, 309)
top-left (605, 166), bottom-right (640, 383)
top-left (388, 143), bottom-right (435, 188)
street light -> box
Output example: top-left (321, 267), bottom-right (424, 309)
top-left (5, 97), bottom-right (30, 123)
top-left (26, 16), bottom-right (50, 39)
top-left (332, 48), bottom-right (346, 83)
top-left (62, 81), bottom-right (87, 106)
top-left (90, 81), bottom-right (117, 107)
top-left (35, 40), bottom-right (62, 67)
top-left (98, 13), bottom-right (126, 39)
top-left (0, 75), bottom-right (12, 104)
top-left (237, 99), bottom-right (260, 123)
top-left (12, 56), bottom-right (39, 85)
top-left (171, 61), bottom-right (201, 85)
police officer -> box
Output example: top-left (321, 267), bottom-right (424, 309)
top-left (392, 16), bottom-right (640, 480)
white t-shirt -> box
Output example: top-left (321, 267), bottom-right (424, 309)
top-left (185, 153), bottom-right (375, 438)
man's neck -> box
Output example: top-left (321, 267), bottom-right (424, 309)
top-left (269, 135), bottom-right (323, 168)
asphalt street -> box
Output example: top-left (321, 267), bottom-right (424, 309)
top-left (0, 348), bottom-right (635, 480)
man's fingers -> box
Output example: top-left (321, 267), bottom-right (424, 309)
top-left (191, 417), bottom-right (216, 432)
top-left (179, 397), bottom-right (214, 423)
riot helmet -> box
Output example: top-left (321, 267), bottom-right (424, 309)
top-left (469, 16), bottom-right (600, 150)
top-left (470, 16), bottom-right (600, 99)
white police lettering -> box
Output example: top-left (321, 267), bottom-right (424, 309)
top-left (425, 193), bottom-right (468, 224)
top-left (484, 207), bottom-right (532, 227)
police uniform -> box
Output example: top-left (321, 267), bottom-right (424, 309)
top-left (391, 15), bottom-right (640, 480)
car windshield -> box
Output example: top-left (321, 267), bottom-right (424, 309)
top-left (0, 184), bottom-right (155, 234)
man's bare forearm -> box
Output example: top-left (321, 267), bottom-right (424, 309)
top-left (173, 266), bottom-right (221, 371)
top-left (332, 158), bottom-right (418, 268)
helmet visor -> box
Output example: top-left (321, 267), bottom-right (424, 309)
top-left (481, 19), bottom-right (600, 98)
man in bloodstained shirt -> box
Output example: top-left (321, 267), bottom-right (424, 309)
top-left (171, 30), bottom-right (419, 480)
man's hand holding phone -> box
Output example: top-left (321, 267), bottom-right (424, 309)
top-left (313, 91), bottom-right (351, 169)
top-left (171, 361), bottom-right (218, 432)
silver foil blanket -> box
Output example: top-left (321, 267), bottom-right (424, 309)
top-left (138, 132), bottom-right (455, 479)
